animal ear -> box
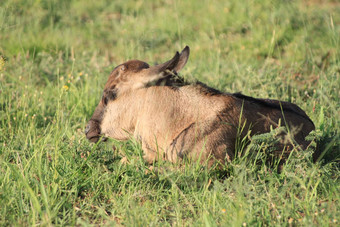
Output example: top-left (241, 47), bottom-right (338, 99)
top-left (151, 51), bottom-right (180, 74)
top-left (174, 46), bottom-right (190, 72)
top-left (149, 46), bottom-right (190, 74)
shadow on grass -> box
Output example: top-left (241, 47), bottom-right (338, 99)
top-left (317, 132), bottom-right (340, 166)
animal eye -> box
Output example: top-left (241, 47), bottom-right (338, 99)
top-left (102, 89), bottom-right (117, 106)
top-left (103, 96), bottom-right (108, 105)
top-left (120, 65), bottom-right (126, 71)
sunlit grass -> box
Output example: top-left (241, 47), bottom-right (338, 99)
top-left (0, 0), bottom-right (339, 226)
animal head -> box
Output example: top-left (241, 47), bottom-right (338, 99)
top-left (85, 46), bottom-right (190, 142)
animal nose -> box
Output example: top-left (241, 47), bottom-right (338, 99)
top-left (85, 124), bottom-right (91, 135)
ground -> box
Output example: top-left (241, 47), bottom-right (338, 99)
top-left (0, 0), bottom-right (339, 226)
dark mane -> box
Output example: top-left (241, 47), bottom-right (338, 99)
top-left (232, 92), bottom-right (314, 125)
top-left (194, 82), bottom-right (223, 96)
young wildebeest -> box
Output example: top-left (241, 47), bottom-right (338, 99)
top-left (85, 46), bottom-right (317, 167)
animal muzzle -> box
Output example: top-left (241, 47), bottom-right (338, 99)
top-left (85, 120), bottom-right (106, 143)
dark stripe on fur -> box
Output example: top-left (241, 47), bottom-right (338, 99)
top-left (232, 92), bottom-right (314, 125)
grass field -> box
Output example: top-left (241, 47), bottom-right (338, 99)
top-left (0, 0), bottom-right (339, 226)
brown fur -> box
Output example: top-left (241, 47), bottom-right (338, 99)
top-left (85, 46), bottom-right (317, 167)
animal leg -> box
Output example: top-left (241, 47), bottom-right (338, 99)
top-left (141, 142), bottom-right (163, 164)
top-left (168, 121), bottom-right (236, 166)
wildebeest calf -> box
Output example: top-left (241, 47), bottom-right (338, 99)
top-left (85, 46), bottom-right (317, 167)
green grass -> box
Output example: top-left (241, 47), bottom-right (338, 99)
top-left (0, 0), bottom-right (339, 226)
